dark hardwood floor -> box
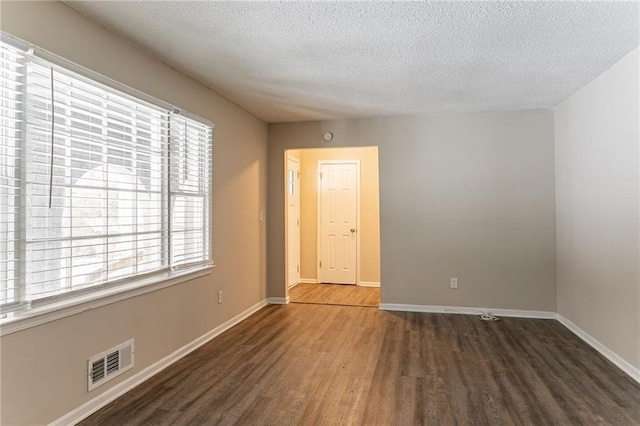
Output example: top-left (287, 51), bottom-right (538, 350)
top-left (289, 283), bottom-right (380, 307)
top-left (80, 304), bottom-right (640, 425)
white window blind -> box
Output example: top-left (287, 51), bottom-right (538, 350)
top-left (0, 43), bottom-right (24, 309)
top-left (0, 37), bottom-right (212, 313)
top-left (169, 115), bottom-right (211, 268)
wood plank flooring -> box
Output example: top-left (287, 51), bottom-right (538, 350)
top-left (289, 283), bottom-right (380, 307)
top-left (80, 304), bottom-right (640, 425)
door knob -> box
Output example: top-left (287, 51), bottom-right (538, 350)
top-left (350, 228), bottom-right (356, 233)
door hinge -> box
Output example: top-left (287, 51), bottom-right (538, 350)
top-left (297, 218), bottom-right (300, 226)
top-left (319, 261), bottom-right (322, 268)
top-left (319, 172), bottom-right (322, 179)
top-left (297, 171), bottom-right (300, 179)
top-left (297, 265), bottom-right (299, 272)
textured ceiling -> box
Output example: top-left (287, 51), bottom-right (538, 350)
top-left (64, 1), bottom-right (639, 123)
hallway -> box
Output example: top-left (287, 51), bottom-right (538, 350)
top-left (289, 283), bottom-right (379, 307)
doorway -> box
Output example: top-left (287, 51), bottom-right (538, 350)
top-left (284, 147), bottom-right (381, 307)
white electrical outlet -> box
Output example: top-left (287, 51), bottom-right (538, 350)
top-left (450, 277), bottom-right (458, 289)
top-left (218, 290), bottom-right (223, 303)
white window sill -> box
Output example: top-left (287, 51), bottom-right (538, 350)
top-left (0, 265), bottom-right (214, 337)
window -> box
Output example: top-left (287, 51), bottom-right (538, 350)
top-left (287, 169), bottom-right (294, 195)
top-left (0, 37), bottom-right (212, 316)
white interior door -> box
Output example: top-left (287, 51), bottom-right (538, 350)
top-left (287, 156), bottom-right (300, 288)
top-left (318, 162), bottom-right (358, 285)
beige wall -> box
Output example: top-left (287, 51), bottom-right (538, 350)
top-left (294, 147), bottom-right (380, 283)
top-left (555, 48), bottom-right (640, 370)
top-left (269, 110), bottom-right (557, 311)
top-left (0, 2), bottom-right (268, 424)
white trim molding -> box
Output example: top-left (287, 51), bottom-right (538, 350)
top-left (267, 297), bottom-right (290, 305)
top-left (358, 281), bottom-right (380, 287)
top-left (50, 299), bottom-right (268, 426)
top-left (378, 303), bottom-right (556, 319)
top-left (299, 278), bottom-right (318, 284)
top-left (557, 314), bottom-right (640, 384)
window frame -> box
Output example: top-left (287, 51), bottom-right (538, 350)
top-left (0, 33), bottom-right (214, 331)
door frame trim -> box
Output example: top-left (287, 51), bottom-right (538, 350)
top-left (285, 154), bottom-right (301, 289)
top-left (316, 160), bottom-right (361, 285)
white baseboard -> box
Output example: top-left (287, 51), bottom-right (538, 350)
top-left (295, 279), bottom-right (378, 287)
top-left (288, 281), bottom-right (301, 289)
top-left (557, 314), bottom-right (640, 384)
top-left (378, 303), bottom-right (556, 319)
top-left (267, 296), bottom-right (290, 305)
top-left (50, 299), bottom-right (268, 426)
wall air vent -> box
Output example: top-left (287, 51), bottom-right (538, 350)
top-left (88, 339), bottom-right (134, 391)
